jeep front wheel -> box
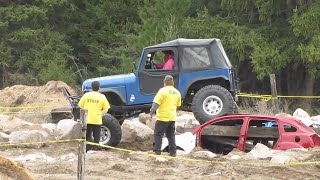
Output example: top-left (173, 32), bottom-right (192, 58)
top-left (192, 85), bottom-right (235, 124)
top-left (100, 114), bottom-right (122, 147)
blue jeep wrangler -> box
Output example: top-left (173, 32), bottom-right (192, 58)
top-left (52, 38), bottom-right (238, 147)
top-left (82, 38), bottom-right (238, 124)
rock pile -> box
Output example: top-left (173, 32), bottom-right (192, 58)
top-left (292, 108), bottom-right (320, 127)
top-left (0, 114), bottom-right (80, 148)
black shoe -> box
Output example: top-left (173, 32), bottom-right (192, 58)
top-left (92, 146), bottom-right (102, 151)
top-left (169, 153), bottom-right (176, 157)
top-left (154, 150), bottom-right (161, 155)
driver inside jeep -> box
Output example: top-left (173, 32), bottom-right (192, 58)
top-left (152, 50), bottom-right (174, 70)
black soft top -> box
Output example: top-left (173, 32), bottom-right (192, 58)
top-left (146, 38), bottom-right (220, 49)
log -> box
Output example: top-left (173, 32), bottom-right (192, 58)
top-left (77, 110), bottom-right (86, 180)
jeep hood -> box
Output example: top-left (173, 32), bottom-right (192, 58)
top-left (82, 73), bottom-right (135, 91)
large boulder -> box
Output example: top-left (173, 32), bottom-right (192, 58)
top-left (293, 108), bottom-right (311, 119)
top-left (311, 115), bottom-right (320, 127)
top-left (246, 143), bottom-right (273, 159)
top-left (224, 148), bottom-right (247, 160)
top-left (175, 114), bottom-right (199, 133)
top-left (176, 114), bottom-right (199, 128)
top-left (293, 108), bottom-right (313, 126)
top-left (0, 114), bottom-right (33, 133)
top-left (311, 115), bottom-right (320, 121)
top-left (9, 130), bottom-right (49, 148)
top-left (0, 131), bottom-right (9, 142)
top-left (192, 150), bottom-right (217, 159)
top-left (121, 119), bottom-right (154, 150)
top-left (41, 123), bottom-right (57, 140)
top-left (41, 123), bottom-right (57, 135)
top-left (56, 119), bottom-right (81, 140)
top-left (138, 113), bottom-right (150, 124)
top-left (146, 118), bottom-right (157, 130)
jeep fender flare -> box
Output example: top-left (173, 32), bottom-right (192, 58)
top-left (99, 88), bottom-right (127, 104)
top-left (183, 76), bottom-right (229, 97)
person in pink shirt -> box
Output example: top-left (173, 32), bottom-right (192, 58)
top-left (153, 50), bottom-right (174, 70)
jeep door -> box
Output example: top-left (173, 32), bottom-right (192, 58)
top-left (138, 48), bottom-right (179, 95)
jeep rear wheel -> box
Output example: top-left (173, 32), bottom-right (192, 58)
top-left (100, 114), bottom-right (122, 147)
top-left (192, 85), bottom-right (235, 124)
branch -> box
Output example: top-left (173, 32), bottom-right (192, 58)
top-left (67, 55), bottom-right (86, 82)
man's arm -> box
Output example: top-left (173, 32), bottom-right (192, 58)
top-left (150, 89), bottom-right (163, 117)
top-left (78, 94), bottom-right (86, 108)
top-left (177, 93), bottom-right (182, 107)
top-left (150, 102), bottom-right (159, 117)
top-left (102, 97), bottom-right (111, 114)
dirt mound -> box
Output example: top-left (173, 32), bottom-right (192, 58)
top-left (0, 155), bottom-right (34, 180)
top-left (0, 81), bottom-right (76, 110)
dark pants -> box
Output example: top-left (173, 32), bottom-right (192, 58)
top-left (154, 120), bottom-right (176, 155)
top-left (86, 124), bottom-right (101, 152)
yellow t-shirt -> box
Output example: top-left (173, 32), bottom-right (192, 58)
top-left (78, 91), bottom-right (110, 125)
top-left (153, 85), bottom-right (181, 122)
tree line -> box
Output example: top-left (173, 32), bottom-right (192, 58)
top-left (0, 0), bottom-right (319, 110)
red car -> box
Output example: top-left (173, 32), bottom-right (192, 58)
top-left (192, 114), bottom-right (320, 154)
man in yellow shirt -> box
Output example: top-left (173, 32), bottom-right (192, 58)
top-left (150, 75), bottom-right (181, 156)
top-left (78, 81), bottom-right (110, 151)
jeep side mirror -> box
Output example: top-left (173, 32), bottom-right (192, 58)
top-left (145, 54), bottom-right (152, 69)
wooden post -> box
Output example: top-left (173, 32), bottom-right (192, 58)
top-left (77, 109), bottom-right (86, 180)
top-left (269, 74), bottom-right (279, 114)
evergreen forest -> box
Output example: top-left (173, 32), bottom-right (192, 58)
top-left (0, 0), bottom-right (319, 111)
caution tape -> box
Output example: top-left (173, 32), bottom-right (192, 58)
top-left (238, 93), bottom-right (320, 102)
top-left (0, 139), bottom-right (83, 147)
top-left (86, 141), bottom-right (212, 163)
top-left (0, 106), bottom-right (53, 109)
top-left (1, 139), bottom-right (320, 166)
top-left (285, 161), bottom-right (320, 166)
top-left (0, 112), bottom-right (53, 114)
top-left (0, 111), bottom-right (71, 114)
top-left (278, 95), bottom-right (320, 99)
top-left (238, 93), bottom-right (273, 101)
top-left (0, 105), bottom-right (71, 115)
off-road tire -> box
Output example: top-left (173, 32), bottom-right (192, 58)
top-left (192, 85), bottom-right (235, 124)
top-left (0, 155), bottom-right (33, 180)
top-left (100, 113), bottom-right (122, 146)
